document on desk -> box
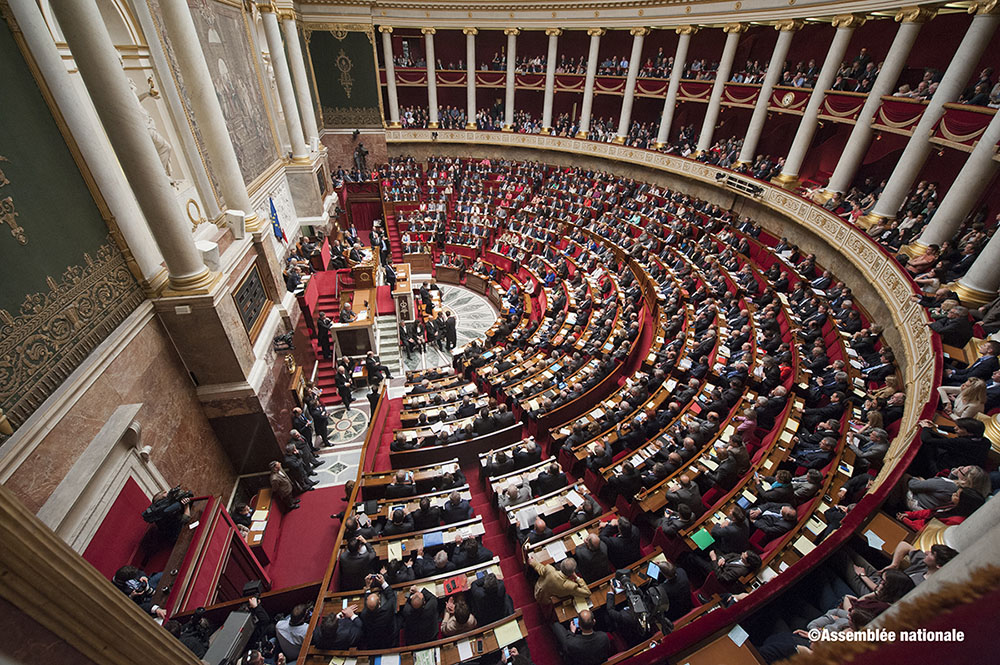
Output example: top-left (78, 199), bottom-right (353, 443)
top-left (387, 541), bottom-right (403, 562)
top-left (494, 620), bottom-right (522, 648)
top-left (792, 535), bottom-right (816, 556)
top-left (251, 509), bottom-right (268, 521)
top-left (565, 490), bottom-right (584, 507)
top-left (546, 540), bottom-right (568, 561)
top-left (573, 597), bottom-right (591, 613)
top-left (456, 640), bottom-right (474, 661)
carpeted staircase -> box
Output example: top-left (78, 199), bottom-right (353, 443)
top-left (385, 213), bottom-right (404, 262)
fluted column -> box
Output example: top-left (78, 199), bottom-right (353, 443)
top-left (380, 27), bottom-right (401, 127)
top-left (737, 20), bottom-right (801, 165)
top-left (917, 111), bottom-right (1000, 252)
top-left (865, 6), bottom-right (1000, 224)
top-left (696, 23), bottom-right (745, 153)
top-left (260, 6), bottom-right (309, 161)
top-left (541, 29), bottom-right (561, 134)
top-left (576, 28), bottom-right (605, 138)
top-left (822, 6), bottom-right (934, 198)
top-left (957, 229), bottom-right (1000, 305)
top-left (281, 13), bottom-right (319, 145)
top-left (160, 0), bottom-right (260, 228)
top-left (655, 26), bottom-right (696, 148)
top-left (7, 0), bottom-right (165, 290)
top-left (464, 28), bottom-right (477, 129)
top-left (423, 28), bottom-right (439, 128)
top-left (504, 28), bottom-right (520, 131)
top-left (614, 28), bottom-right (649, 144)
top-left (50, 0), bottom-right (213, 293)
top-left (776, 14), bottom-right (866, 185)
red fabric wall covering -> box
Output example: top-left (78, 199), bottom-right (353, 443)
top-left (348, 200), bottom-right (383, 239)
top-left (83, 477), bottom-right (151, 579)
top-left (799, 123), bottom-right (851, 183)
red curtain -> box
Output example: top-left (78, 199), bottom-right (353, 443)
top-left (348, 200), bottom-right (383, 241)
top-left (83, 478), bottom-right (152, 578)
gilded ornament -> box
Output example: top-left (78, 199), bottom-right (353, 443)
top-left (1, 197), bottom-right (25, 245)
top-left (337, 49), bottom-right (354, 98)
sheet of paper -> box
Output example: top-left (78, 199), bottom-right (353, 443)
top-left (570, 531), bottom-right (586, 547)
top-left (494, 620), bottom-right (522, 648)
top-left (758, 567), bottom-right (779, 583)
top-left (456, 640), bottom-right (474, 660)
top-left (545, 540), bottom-right (568, 561)
top-left (727, 624), bottom-right (750, 647)
top-left (573, 596), bottom-right (591, 613)
top-left (806, 517), bottom-right (826, 536)
top-left (779, 430), bottom-right (794, 444)
top-left (251, 509), bottom-right (268, 521)
top-left (565, 490), bottom-right (584, 507)
top-left (793, 535), bottom-right (816, 556)
top-left (864, 529), bottom-right (886, 551)
top-left (387, 541), bottom-right (403, 562)
top-left (377, 654), bottom-right (400, 665)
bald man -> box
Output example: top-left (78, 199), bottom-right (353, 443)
top-left (529, 555), bottom-right (590, 606)
top-left (401, 585), bottom-right (439, 644)
top-left (525, 517), bottom-right (553, 545)
top-left (359, 574), bottom-right (397, 649)
top-left (551, 608), bottom-right (612, 665)
top-left (574, 533), bottom-right (611, 583)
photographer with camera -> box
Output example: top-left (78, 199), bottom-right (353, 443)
top-left (112, 565), bottom-right (166, 620)
top-left (141, 486), bottom-right (193, 543)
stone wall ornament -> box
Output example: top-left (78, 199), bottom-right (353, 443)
top-left (122, 56), bottom-right (176, 184)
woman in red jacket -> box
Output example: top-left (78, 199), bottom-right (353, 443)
top-left (896, 488), bottom-right (985, 531)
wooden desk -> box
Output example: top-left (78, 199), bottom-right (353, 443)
top-left (863, 510), bottom-right (914, 556)
top-left (675, 629), bottom-right (767, 665)
top-left (436, 265), bottom-right (462, 285)
top-left (351, 258), bottom-right (377, 288)
top-left (404, 252), bottom-right (433, 274)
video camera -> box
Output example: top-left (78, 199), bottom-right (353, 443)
top-left (613, 568), bottom-right (674, 637)
top-left (142, 486), bottom-right (194, 524)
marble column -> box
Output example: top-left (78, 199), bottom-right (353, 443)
top-left (655, 26), bottom-right (696, 149)
top-left (958, 230), bottom-right (1000, 304)
top-left (160, 0), bottom-right (259, 229)
top-left (695, 23), bottom-right (745, 153)
top-left (51, 0), bottom-right (213, 293)
top-left (423, 28), bottom-right (440, 128)
top-left (776, 14), bottom-right (866, 185)
top-left (614, 28), bottom-right (649, 144)
top-left (503, 29), bottom-right (520, 131)
top-left (866, 7), bottom-right (1000, 224)
top-left (737, 20), bottom-right (801, 165)
top-left (464, 28), bottom-right (477, 129)
top-left (281, 13), bottom-right (320, 145)
top-left (822, 7), bottom-right (933, 198)
top-left (919, 112), bottom-right (1000, 250)
top-left (260, 6), bottom-right (309, 162)
top-left (380, 27), bottom-right (401, 127)
top-left (541, 29), bottom-right (561, 134)
top-left (576, 28), bottom-right (605, 138)
top-left (7, 0), bottom-right (165, 291)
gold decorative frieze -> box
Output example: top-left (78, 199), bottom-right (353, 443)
top-left (463, 27), bottom-right (478, 35)
top-left (723, 22), bottom-right (747, 33)
top-left (586, 28), bottom-right (606, 36)
top-left (545, 28), bottom-right (563, 36)
top-left (774, 18), bottom-right (804, 31)
top-left (895, 5), bottom-right (938, 23)
top-left (831, 13), bottom-right (867, 29)
top-left (675, 25), bottom-right (698, 35)
top-left (630, 27), bottom-right (650, 36)
top-left (336, 48), bottom-right (355, 98)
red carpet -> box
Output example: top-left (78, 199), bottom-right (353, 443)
top-left (373, 398), bottom-right (403, 473)
top-left (265, 485), bottom-right (346, 589)
top-left (376, 285), bottom-right (395, 315)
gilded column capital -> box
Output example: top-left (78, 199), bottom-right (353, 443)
top-left (586, 28), bottom-right (606, 37)
top-left (895, 5), bottom-right (938, 22)
top-left (723, 22), bottom-right (748, 33)
top-left (630, 27), bottom-right (651, 37)
top-left (675, 25), bottom-right (699, 36)
top-left (379, 25), bottom-right (394, 34)
top-left (421, 27), bottom-right (436, 35)
top-left (463, 28), bottom-right (478, 35)
top-left (545, 28), bottom-right (563, 36)
top-left (504, 28), bottom-right (521, 36)
top-left (831, 13), bottom-right (867, 29)
top-left (968, 0), bottom-right (1000, 15)
top-left (276, 10), bottom-right (295, 22)
top-left (255, 2), bottom-right (276, 14)
top-left (774, 18), bottom-right (805, 32)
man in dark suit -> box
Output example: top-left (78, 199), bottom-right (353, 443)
top-left (473, 407), bottom-right (495, 436)
top-left (585, 443), bottom-right (613, 473)
top-left (653, 560), bottom-right (693, 621)
top-left (316, 312), bottom-right (333, 359)
top-left (494, 403), bottom-right (517, 429)
top-left (455, 397), bottom-right (478, 419)
top-left (787, 436), bottom-right (836, 470)
top-left (451, 537), bottom-right (493, 568)
top-left (665, 474), bottom-right (703, 513)
top-left (335, 365), bottom-right (354, 411)
top-left (360, 575), bottom-right (398, 649)
top-left (400, 586), bottom-right (439, 645)
top-left (440, 491), bottom-right (473, 523)
top-left (608, 462), bottom-right (643, 501)
top-left (379, 508), bottom-right (414, 537)
top-left (383, 263), bottom-right (397, 292)
top-left (348, 244), bottom-right (364, 263)
top-left (282, 443), bottom-right (316, 493)
top-left (533, 463), bottom-right (569, 496)
top-left (574, 533), bottom-right (611, 583)
top-left (469, 573), bottom-right (514, 626)
top-left (929, 306), bottom-right (974, 348)
top-left (513, 440), bottom-right (541, 468)
top-left (525, 517), bottom-right (553, 544)
top-left (944, 341), bottom-right (1000, 385)
top-left (338, 537), bottom-right (376, 590)
top-left (339, 302), bottom-right (358, 323)
top-left (312, 605), bottom-right (363, 650)
top-left (551, 609), bottom-right (612, 665)
top-left (410, 497), bottom-right (442, 531)
top-left (486, 450), bottom-right (516, 477)
top-left (291, 407), bottom-right (314, 446)
top-left (702, 448), bottom-right (740, 491)
top-left (444, 312), bottom-right (458, 350)
top-left (749, 503), bottom-right (797, 540)
top-left (986, 369), bottom-right (1000, 411)
top-left (914, 418), bottom-right (991, 475)
top-left (364, 351), bottom-right (393, 381)
top-left (385, 470), bottom-right (417, 499)
top-left (600, 517), bottom-right (642, 569)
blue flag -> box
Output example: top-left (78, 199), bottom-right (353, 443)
top-left (269, 197), bottom-right (286, 243)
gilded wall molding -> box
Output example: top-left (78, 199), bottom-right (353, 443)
top-left (383, 128), bottom-right (934, 491)
top-left (0, 238), bottom-right (145, 430)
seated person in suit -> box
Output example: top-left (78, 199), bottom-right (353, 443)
top-left (499, 483), bottom-right (532, 508)
top-left (339, 302), bottom-right (358, 323)
top-left (380, 507), bottom-right (415, 537)
top-left (469, 573), bottom-right (514, 625)
top-left (710, 549), bottom-right (762, 593)
top-left (525, 517), bottom-right (554, 544)
top-left (400, 586), bottom-right (440, 645)
top-left (599, 517), bottom-right (642, 569)
top-left (584, 443), bottom-right (613, 473)
top-left (411, 497), bottom-right (442, 531)
top-left (514, 440), bottom-right (542, 468)
top-left (914, 418), bottom-right (991, 476)
top-left (665, 474), bottom-right (703, 515)
top-left (568, 497), bottom-right (603, 526)
top-left (574, 533), bottom-right (612, 583)
top-left (533, 462), bottom-right (569, 496)
top-left (413, 548), bottom-right (456, 578)
top-left (451, 536), bottom-right (494, 568)
top-left (551, 609), bottom-right (612, 665)
top-left (528, 555), bottom-right (591, 606)
top-left (311, 605), bottom-right (363, 650)
top-left (486, 450), bottom-right (516, 477)
top-left (749, 503), bottom-right (797, 540)
top-left (360, 574), bottom-right (399, 649)
top-left (494, 403), bottom-right (517, 429)
top-left (338, 536), bottom-right (376, 590)
top-left (608, 462), bottom-right (644, 501)
top-left (385, 470), bottom-right (417, 499)
top-left (943, 340), bottom-right (1000, 385)
top-left (441, 491), bottom-right (473, 523)
top-left (929, 306), bottom-right (973, 348)
top-left (657, 503), bottom-right (695, 538)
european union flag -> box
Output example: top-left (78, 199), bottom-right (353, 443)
top-left (269, 197), bottom-right (286, 243)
